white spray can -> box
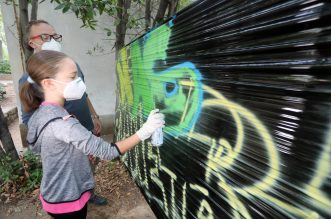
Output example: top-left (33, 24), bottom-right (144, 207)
top-left (151, 127), bottom-right (163, 147)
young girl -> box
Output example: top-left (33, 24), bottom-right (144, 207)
top-left (19, 50), bottom-right (165, 219)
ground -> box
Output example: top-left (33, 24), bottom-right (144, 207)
top-left (0, 74), bottom-right (156, 219)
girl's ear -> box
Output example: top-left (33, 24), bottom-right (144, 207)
top-left (40, 79), bottom-right (55, 90)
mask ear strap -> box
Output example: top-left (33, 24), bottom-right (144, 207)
top-left (51, 78), bottom-right (67, 85)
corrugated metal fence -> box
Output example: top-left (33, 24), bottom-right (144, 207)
top-left (115, 0), bottom-right (331, 218)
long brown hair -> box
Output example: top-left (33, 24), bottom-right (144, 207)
top-left (19, 50), bottom-right (69, 112)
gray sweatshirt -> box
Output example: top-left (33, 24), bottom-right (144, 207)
top-left (27, 104), bottom-right (120, 203)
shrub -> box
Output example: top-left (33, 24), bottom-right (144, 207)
top-left (0, 60), bottom-right (11, 74)
top-left (0, 150), bottom-right (42, 195)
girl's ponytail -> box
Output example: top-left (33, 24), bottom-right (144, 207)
top-left (19, 81), bottom-right (43, 112)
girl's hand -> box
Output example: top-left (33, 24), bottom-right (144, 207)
top-left (136, 109), bottom-right (165, 141)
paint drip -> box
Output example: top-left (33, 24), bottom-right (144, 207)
top-left (151, 127), bottom-right (163, 147)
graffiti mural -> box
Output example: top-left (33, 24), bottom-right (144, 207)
top-left (115, 0), bottom-right (331, 218)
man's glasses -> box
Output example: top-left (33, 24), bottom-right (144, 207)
top-left (30, 34), bottom-right (62, 42)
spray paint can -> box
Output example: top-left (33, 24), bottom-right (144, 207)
top-left (151, 127), bottom-right (163, 147)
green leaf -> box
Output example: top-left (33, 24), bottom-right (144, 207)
top-left (98, 3), bottom-right (105, 14)
top-left (87, 10), bottom-right (94, 19)
top-left (54, 3), bottom-right (65, 10)
top-left (63, 5), bottom-right (70, 13)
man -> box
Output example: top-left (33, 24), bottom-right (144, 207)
top-left (19, 19), bottom-right (107, 206)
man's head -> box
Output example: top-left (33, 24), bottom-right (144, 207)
top-left (27, 20), bottom-right (62, 52)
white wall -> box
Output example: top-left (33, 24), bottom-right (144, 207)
top-left (1, 2), bottom-right (118, 133)
top-left (1, 3), bottom-right (24, 112)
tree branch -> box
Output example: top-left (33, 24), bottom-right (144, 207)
top-left (145, 0), bottom-right (151, 31)
top-left (0, 106), bottom-right (19, 161)
top-left (30, 0), bottom-right (38, 20)
top-left (167, 0), bottom-right (179, 17)
top-left (18, 0), bottom-right (32, 61)
top-left (115, 0), bottom-right (131, 54)
top-left (153, 0), bottom-right (169, 27)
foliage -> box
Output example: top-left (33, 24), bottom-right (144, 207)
top-left (49, 0), bottom-right (120, 30)
top-left (107, 158), bottom-right (119, 170)
top-left (178, 0), bottom-right (193, 10)
top-left (0, 60), bottom-right (11, 73)
top-left (0, 83), bottom-right (5, 101)
top-left (49, 0), bottom-right (193, 39)
top-left (0, 150), bottom-right (42, 195)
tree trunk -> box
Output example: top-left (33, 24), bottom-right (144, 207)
top-left (12, 0), bottom-right (27, 72)
top-left (0, 144), bottom-right (5, 158)
top-left (167, 0), bottom-right (179, 17)
top-left (0, 143), bottom-right (5, 186)
top-left (145, 0), bottom-right (151, 31)
top-left (30, 0), bottom-right (39, 21)
top-left (0, 107), bottom-right (19, 160)
top-left (153, 0), bottom-right (169, 27)
top-left (115, 0), bottom-right (131, 56)
top-left (18, 0), bottom-right (33, 62)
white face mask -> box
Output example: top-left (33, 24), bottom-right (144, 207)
top-left (52, 77), bottom-right (86, 101)
top-left (41, 39), bottom-right (62, 52)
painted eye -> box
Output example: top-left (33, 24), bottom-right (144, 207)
top-left (166, 82), bottom-right (175, 93)
top-left (164, 80), bottom-right (179, 97)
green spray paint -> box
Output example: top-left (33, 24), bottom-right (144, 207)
top-left (118, 21), bottom-right (203, 136)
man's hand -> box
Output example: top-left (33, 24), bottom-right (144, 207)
top-left (92, 116), bottom-right (102, 135)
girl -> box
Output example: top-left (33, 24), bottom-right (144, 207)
top-left (19, 50), bottom-right (165, 219)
